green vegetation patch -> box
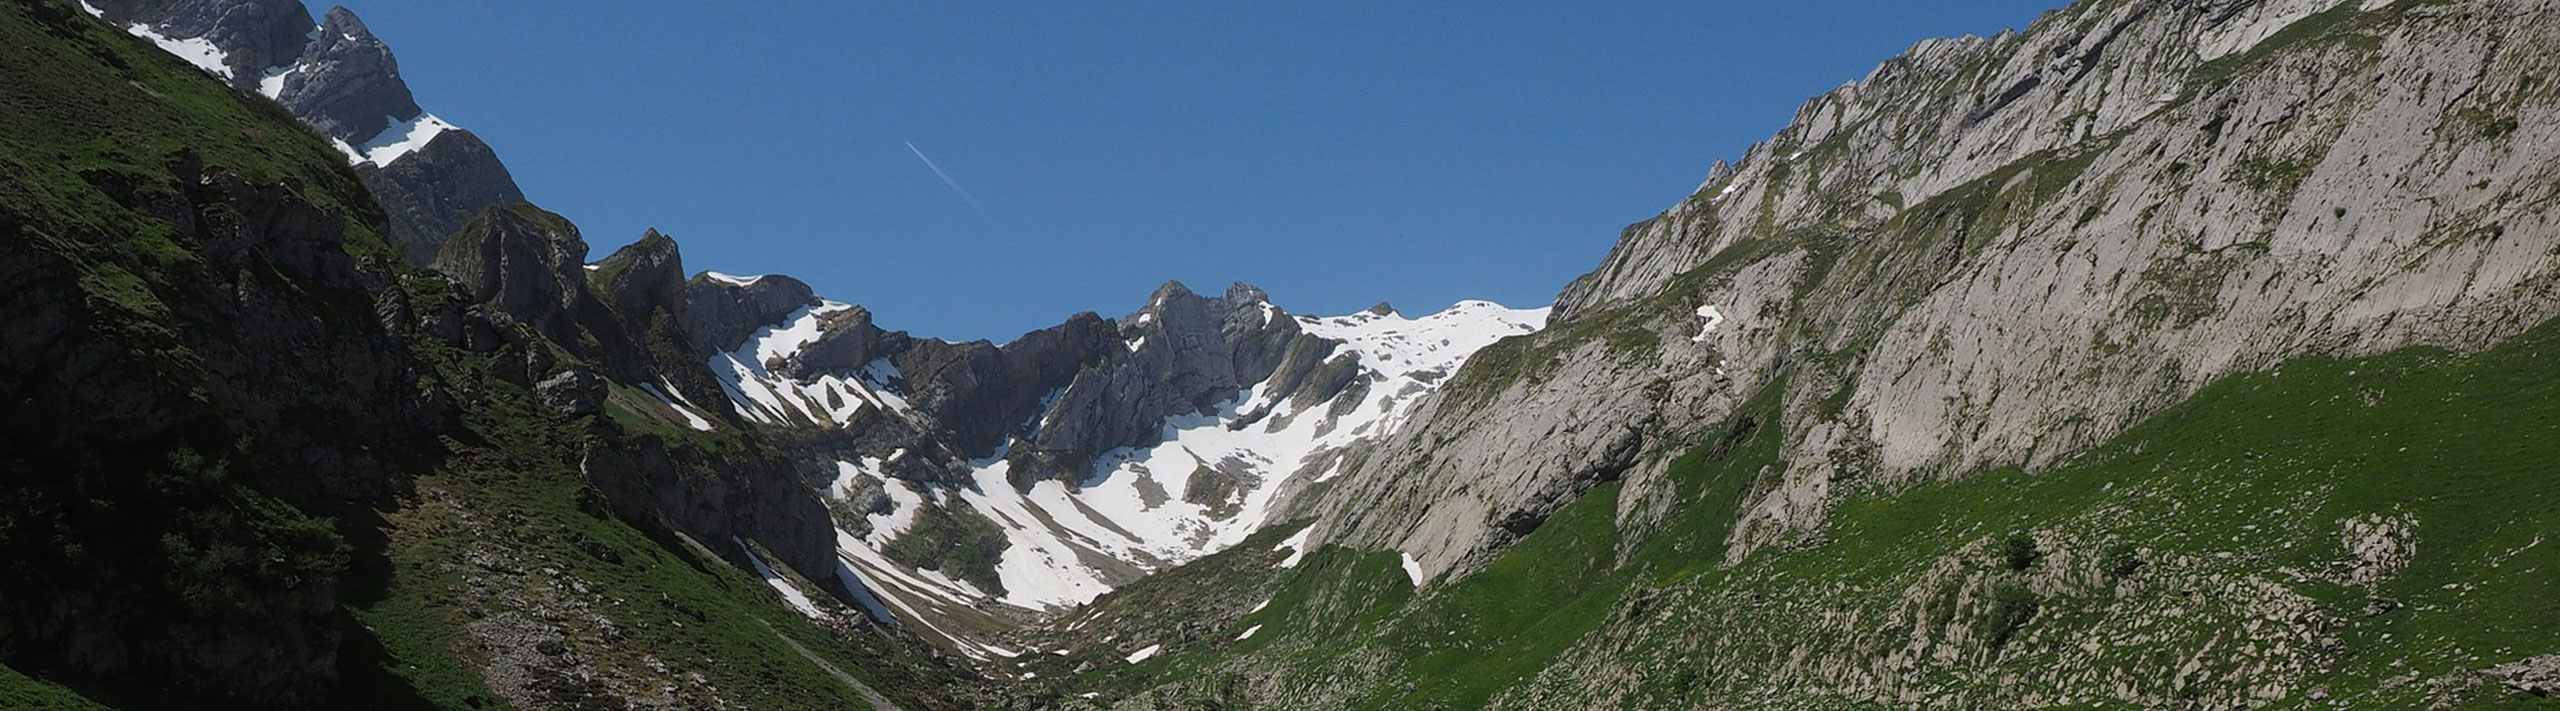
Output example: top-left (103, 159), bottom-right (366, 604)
top-left (881, 498), bottom-right (1011, 596)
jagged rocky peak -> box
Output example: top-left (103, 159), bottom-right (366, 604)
top-left (1123, 279), bottom-right (1300, 352)
top-left (1007, 280), bottom-right (1331, 485)
top-left (779, 305), bottom-right (901, 380)
top-left (278, 6), bottom-right (421, 143)
top-left (431, 203), bottom-right (588, 337)
top-left (85, 0), bottom-right (313, 84)
top-left (685, 271), bottom-right (822, 355)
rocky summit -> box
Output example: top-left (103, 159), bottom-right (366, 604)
top-left (3, 0), bottom-right (2557, 709)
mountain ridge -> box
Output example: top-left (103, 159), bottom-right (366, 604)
top-left (11, 0), bottom-right (2560, 707)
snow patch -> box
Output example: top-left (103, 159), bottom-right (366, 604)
top-left (1692, 304), bottom-right (1725, 344)
top-left (1399, 551), bottom-right (1427, 587)
top-left (738, 538), bottom-right (826, 619)
top-left (926, 300), bottom-right (1547, 611)
top-left (257, 65), bottom-right (296, 99)
top-left (704, 271), bottom-right (766, 287)
top-left (1236, 625), bottom-right (1262, 641)
top-left (831, 561), bottom-right (899, 624)
top-left (126, 23), bottom-right (232, 80)
top-left (635, 382), bottom-right (715, 431)
top-left (715, 289), bottom-right (1550, 647)
top-left (1273, 526), bottom-right (1316, 568)
top-left (1124, 645), bottom-right (1162, 664)
top-left (1297, 300), bottom-right (1549, 380)
top-left (347, 113), bottom-right (456, 167)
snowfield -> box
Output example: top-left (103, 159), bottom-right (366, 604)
top-left (713, 295), bottom-right (1548, 643)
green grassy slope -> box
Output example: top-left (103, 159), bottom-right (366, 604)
top-left (1064, 317), bottom-right (2560, 709)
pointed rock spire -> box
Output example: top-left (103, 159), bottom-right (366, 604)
top-left (278, 6), bottom-right (421, 143)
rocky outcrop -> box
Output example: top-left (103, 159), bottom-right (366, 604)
top-left (587, 230), bottom-right (740, 410)
top-left (358, 128), bottom-right (527, 264)
top-left (432, 203), bottom-right (591, 347)
top-left (732, 279), bottom-right (1346, 489)
top-left (905, 310), bottom-right (1123, 464)
top-left (686, 272), bottom-right (821, 354)
top-left (778, 305), bottom-right (897, 379)
top-left (579, 436), bottom-right (842, 596)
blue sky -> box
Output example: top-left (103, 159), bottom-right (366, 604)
top-left (353, 1), bottom-right (2060, 341)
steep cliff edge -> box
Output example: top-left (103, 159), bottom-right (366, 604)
top-left (1318, 0), bottom-right (2560, 584)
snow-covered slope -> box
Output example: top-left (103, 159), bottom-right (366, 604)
top-left (705, 284), bottom-right (1545, 652)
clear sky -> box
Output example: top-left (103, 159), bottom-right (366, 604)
top-left (350, 1), bottom-right (2061, 342)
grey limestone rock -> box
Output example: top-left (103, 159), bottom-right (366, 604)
top-left (275, 6), bottom-right (419, 144)
top-left (358, 128), bottom-right (527, 263)
top-left (431, 203), bottom-right (589, 346)
top-left (685, 272), bottom-right (821, 355)
top-left (1317, 0), bottom-right (2560, 587)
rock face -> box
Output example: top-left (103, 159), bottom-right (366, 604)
top-left (358, 128), bottom-right (527, 264)
top-left (685, 273), bottom-right (821, 354)
top-left (102, 0), bottom-right (527, 263)
top-left (1312, 0), bottom-right (2560, 588)
top-left (1006, 282), bottom-right (1334, 483)
top-left (432, 204), bottom-right (590, 345)
top-left (588, 230), bottom-right (739, 409)
top-left (275, 6), bottom-right (416, 143)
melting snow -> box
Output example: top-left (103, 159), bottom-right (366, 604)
top-left (708, 301), bottom-right (908, 426)
top-left (704, 271), bottom-right (767, 287)
top-left (345, 113), bottom-right (456, 167)
top-left (1124, 644), bottom-right (1162, 664)
top-left (738, 538), bottom-right (826, 619)
top-left (917, 301), bottom-right (1547, 611)
top-left (257, 65), bottom-right (296, 99)
top-left (831, 561), bottom-right (899, 624)
top-left (1692, 304), bottom-right (1725, 344)
top-left (1297, 300), bottom-right (1548, 380)
top-left (126, 23), bottom-right (232, 80)
top-left (1273, 526), bottom-right (1315, 568)
top-left (635, 382), bottom-right (715, 431)
top-left (837, 459), bottom-right (925, 544)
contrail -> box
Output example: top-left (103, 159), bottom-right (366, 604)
top-left (904, 141), bottom-right (987, 213)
